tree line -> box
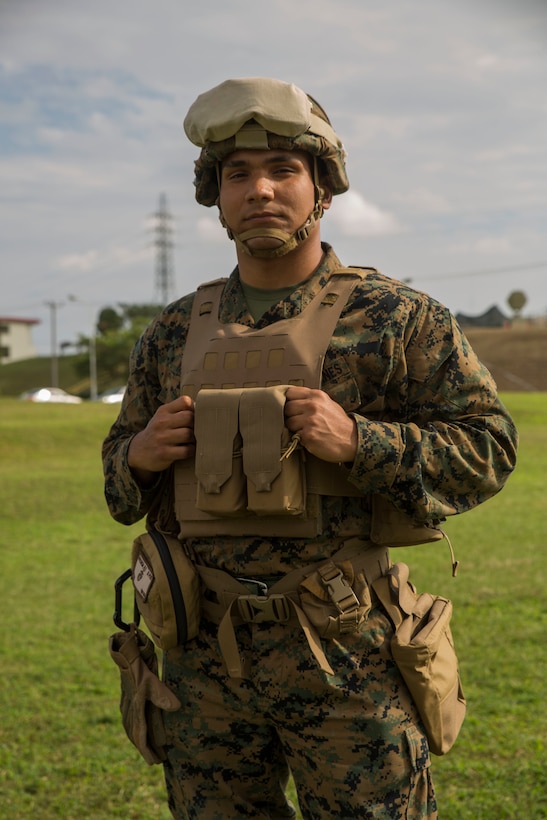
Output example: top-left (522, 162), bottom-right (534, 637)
top-left (71, 303), bottom-right (163, 389)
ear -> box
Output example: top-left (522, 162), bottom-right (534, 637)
top-left (216, 201), bottom-right (234, 239)
top-left (320, 185), bottom-right (333, 211)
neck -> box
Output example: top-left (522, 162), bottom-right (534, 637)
top-left (236, 235), bottom-right (325, 288)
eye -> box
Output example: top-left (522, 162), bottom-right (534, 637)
top-left (224, 168), bottom-right (247, 182)
top-left (273, 164), bottom-right (298, 176)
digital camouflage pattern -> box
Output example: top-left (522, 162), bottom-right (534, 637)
top-left (162, 610), bottom-right (435, 819)
top-left (102, 243), bottom-right (517, 818)
top-left (103, 243), bottom-right (517, 580)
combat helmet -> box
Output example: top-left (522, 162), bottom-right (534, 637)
top-left (183, 77), bottom-right (349, 258)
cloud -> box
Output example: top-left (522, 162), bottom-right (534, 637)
top-left (449, 236), bottom-right (514, 256)
top-left (55, 244), bottom-right (153, 276)
top-left (196, 216), bottom-right (225, 242)
top-left (328, 191), bottom-right (402, 237)
top-left (0, 0), bottom-right (546, 353)
top-left (57, 250), bottom-right (100, 272)
top-left (392, 188), bottom-right (452, 215)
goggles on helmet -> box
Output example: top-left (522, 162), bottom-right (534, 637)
top-left (185, 77), bottom-right (343, 149)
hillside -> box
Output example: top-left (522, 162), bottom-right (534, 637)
top-left (0, 326), bottom-right (546, 396)
top-left (464, 325), bottom-right (547, 391)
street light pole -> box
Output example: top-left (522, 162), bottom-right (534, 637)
top-left (89, 332), bottom-right (98, 401)
top-left (67, 296), bottom-right (99, 400)
top-left (45, 300), bottom-right (64, 387)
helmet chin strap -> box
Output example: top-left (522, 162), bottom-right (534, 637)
top-left (218, 186), bottom-right (326, 259)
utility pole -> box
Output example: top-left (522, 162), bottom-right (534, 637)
top-left (153, 193), bottom-right (176, 304)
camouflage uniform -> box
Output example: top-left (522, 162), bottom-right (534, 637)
top-left (103, 244), bottom-right (517, 819)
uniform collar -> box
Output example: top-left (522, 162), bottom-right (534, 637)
top-left (219, 244), bottom-right (344, 327)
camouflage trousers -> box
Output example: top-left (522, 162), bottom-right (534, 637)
top-left (162, 606), bottom-right (437, 819)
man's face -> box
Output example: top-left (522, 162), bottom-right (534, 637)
top-left (218, 149), bottom-right (318, 253)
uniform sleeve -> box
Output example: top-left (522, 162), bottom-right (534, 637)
top-left (347, 301), bottom-right (518, 521)
top-left (101, 327), bottom-right (167, 525)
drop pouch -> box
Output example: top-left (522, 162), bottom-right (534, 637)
top-left (373, 562), bottom-right (466, 755)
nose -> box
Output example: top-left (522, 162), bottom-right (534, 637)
top-left (246, 173), bottom-right (274, 201)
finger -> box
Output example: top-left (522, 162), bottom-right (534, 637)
top-left (164, 394), bottom-right (194, 413)
top-left (284, 402), bottom-right (306, 426)
top-left (156, 401), bottom-right (194, 432)
top-left (285, 386), bottom-right (311, 402)
top-left (173, 426), bottom-right (195, 446)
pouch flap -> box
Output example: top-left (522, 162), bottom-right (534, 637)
top-left (194, 388), bottom-right (242, 493)
top-left (387, 562), bottom-right (418, 616)
top-left (371, 494), bottom-right (445, 546)
top-left (239, 386), bottom-right (287, 491)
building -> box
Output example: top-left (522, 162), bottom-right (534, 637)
top-left (0, 317), bottom-right (40, 364)
top-left (456, 305), bottom-right (509, 328)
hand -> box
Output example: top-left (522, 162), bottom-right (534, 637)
top-left (128, 395), bottom-right (195, 483)
top-left (284, 387), bottom-right (358, 464)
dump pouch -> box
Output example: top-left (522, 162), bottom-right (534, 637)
top-left (372, 562), bottom-right (466, 755)
top-left (131, 530), bottom-right (201, 650)
top-left (108, 623), bottom-right (181, 765)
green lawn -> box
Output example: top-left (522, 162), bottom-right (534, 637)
top-left (0, 394), bottom-right (545, 819)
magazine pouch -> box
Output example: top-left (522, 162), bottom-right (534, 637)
top-left (193, 386), bottom-right (306, 518)
top-left (194, 388), bottom-right (247, 516)
top-left (240, 386), bottom-right (305, 516)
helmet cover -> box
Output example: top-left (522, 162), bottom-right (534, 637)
top-left (184, 77), bottom-right (349, 206)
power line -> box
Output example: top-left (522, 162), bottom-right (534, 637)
top-left (414, 261), bottom-right (547, 283)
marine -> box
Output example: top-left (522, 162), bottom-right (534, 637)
top-left (103, 77), bottom-right (518, 819)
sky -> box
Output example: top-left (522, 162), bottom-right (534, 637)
top-left (1, 0), bottom-right (546, 356)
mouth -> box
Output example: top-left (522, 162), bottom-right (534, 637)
top-left (245, 211), bottom-right (281, 223)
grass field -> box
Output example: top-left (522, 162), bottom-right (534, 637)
top-left (0, 394), bottom-right (545, 819)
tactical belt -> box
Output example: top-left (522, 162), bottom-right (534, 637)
top-left (196, 539), bottom-right (390, 678)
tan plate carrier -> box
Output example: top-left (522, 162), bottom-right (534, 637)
top-left (175, 267), bottom-right (369, 538)
top-left (174, 267), bottom-right (444, 546)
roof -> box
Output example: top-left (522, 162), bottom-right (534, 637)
top-left (0, 316), bottom-right (41, 325)
top-left (456, 305), bottom-right (509, 328)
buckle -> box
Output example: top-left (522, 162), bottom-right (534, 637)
top-left (318, 562), bottom-right (360, 615)
top-left (237, 594), bottom-right (291, 623)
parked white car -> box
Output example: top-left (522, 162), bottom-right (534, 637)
top-left (98, 385), bottom-right (126, 404)
top-left (19, 387), bottom-right (83, 404)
